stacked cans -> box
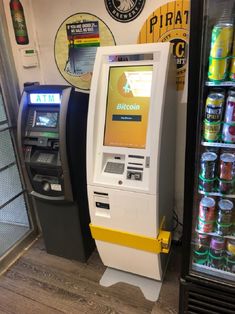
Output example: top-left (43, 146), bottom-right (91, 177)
top-left (194, 196), bottom-right (235, 272)
top-left (208, 23), bottom-right (233, 81)
top-left (216, 199), bottom-right (233, 235)
top-left (203, 90), bottom-right (235, 144)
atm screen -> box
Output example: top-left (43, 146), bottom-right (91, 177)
top-left (103, 65), bottom-right (153, 149)
top-left (34, 112), bottom-right (58, 128)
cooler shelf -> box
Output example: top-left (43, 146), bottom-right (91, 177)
top-left (201, 141), bottom-right (235, 148)
top-left (198, 190), bottom-right (235, 198)
top-left (205, 81), bottom-right (235, 87)
top-left (195, 229), bottom-right (235, 240)
top-left (192, 263), bottom-right (235, 282)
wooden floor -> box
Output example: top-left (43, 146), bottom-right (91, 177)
top-left (0, 238), bottom-right (180, 314)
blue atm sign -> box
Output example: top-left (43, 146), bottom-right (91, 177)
top-left (29, 93), bottom-right (61, 104)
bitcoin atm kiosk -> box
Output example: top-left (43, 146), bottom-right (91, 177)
top-left (17, 85), bottom-right (94, 261)
top-left (87, 43), bottom-right (176, 280)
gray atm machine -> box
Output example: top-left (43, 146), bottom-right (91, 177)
top-left (17, 85), bottom-right (94, 261)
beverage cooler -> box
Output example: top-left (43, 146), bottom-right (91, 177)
top-left (180, 0), bottom-right (235, 312)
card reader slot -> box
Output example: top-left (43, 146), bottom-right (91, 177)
top-left (128, 162), bottom-right (143, 166)
top-left (127, 166), bottom-right (143, 171)
top-left (128, 155), bottom-right (144, 159)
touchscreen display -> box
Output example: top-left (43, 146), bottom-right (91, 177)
top-left (34, 112), bottom-right (58, 128)
top-left (103, 65), bottom-right (153, 149)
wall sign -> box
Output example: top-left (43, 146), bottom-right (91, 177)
top-left (138, 0), bottom-right (189, 91)
top-left (105, 0), bottom-right (146, 23)
top-left (54, 13), bottom-right (115, 90)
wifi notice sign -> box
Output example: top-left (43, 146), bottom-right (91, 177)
top-left (105, 0), bottom-right (145, 23)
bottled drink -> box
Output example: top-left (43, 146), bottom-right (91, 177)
top-left (10, 0), bottom-right (29, 45)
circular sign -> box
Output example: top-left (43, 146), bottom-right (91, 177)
top-left (138, 1), bottom-right (189, 91)
top-left (105, 0), bottom-right (146, 23)
top-left (54, 13), bottom-right (115, 90)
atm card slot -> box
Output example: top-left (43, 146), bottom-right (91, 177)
top-left (128, 155), bottom-right (144, 159)
top-left (128, 162), bottom-right (143, 166)
top-left (127, 166), bottom-right (143, 171)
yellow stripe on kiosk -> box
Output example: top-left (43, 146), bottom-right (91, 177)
top-left (89, 224), bottom-right (171, 254)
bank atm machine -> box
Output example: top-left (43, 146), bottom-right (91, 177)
top-left (17, 85), bottom-right (94, 262)
top-left (87, 43), bottom-right (176, 280)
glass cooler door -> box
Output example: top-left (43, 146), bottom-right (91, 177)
top-left (189, 0), bottom-right (235, 285)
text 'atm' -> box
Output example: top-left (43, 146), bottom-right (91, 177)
top-left (17, 85), bottom-right (94, 261)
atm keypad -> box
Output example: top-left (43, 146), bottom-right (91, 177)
top-left (104, 162), bottom-right (124, 174)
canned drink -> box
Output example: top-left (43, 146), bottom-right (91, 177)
top-left (219, 153), bottom-right (235, 180)
top-left (229, 57), bottom-right (235, 81)
top-left (232, 31), bottom-right (235, 56)
top-left (198, 217), bottom-right (214, 233)
top-left (208, 56), bottom-right (228, 81)
top-left (210, 23), bottom-right (233, 58)
top-left (218, 178), bottom-right (234, 194)
top-left (199, 177), bottom-right (216, 193)
top-left (192, 233), bottom-right (210, 264)
top-left (199, 197), bottom-right (216, 222)
top-left (203, 120), bottom-right (221, 141)
top-left (217, 199), bottom-right (233, 224)
top-left (209, 236), bottom-right (225, 269)
top-left (200, 152), bottom-right (218, 179)
top-left (216, 222), bottom-right (232, 235)
top-left (210, 236), bottom-right (225, 251)
top-left (226, 251), bottom-right (235, 273)
top-left (226, 239), bottom-right (235, 273)
top-left (222, 94), bottom-right (235, 142)
top-left (204, 93), bottom-right (224, 122)
top-left (199, 176), bottom-right (216, 193)
top-left (227, 239), bottom-right (235, 254)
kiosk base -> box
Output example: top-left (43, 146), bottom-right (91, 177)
top-left (100, 267), bottom-right (162, 302)
top-left (35, 198), bottom-right (94, 262)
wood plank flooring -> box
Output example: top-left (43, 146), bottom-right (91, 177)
top-left (0, 238), bottom-right (180, 313)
